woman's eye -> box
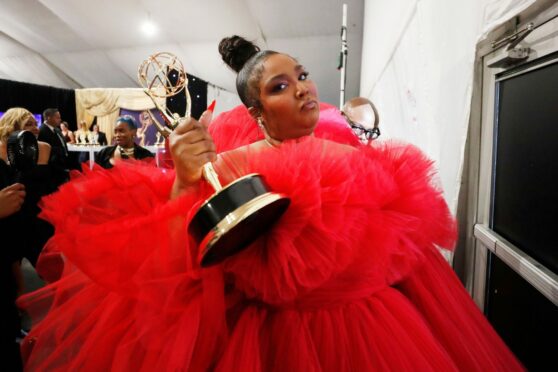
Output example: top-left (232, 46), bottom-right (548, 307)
top-left (272, 83), bottom-right (287, 92)
top-left (299, 72), bottom-right (309, 81)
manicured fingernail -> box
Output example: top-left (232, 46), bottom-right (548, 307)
top-left (207, 100), bottom-right (216, 113)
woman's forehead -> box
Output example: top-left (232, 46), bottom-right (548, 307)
top-left (261, 54), bottom-right (299, 76)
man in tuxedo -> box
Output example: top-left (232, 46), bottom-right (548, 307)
top-left (38, 108), bottom-right (69, 187)
top-left (91, 124), bottom-right (108, 146)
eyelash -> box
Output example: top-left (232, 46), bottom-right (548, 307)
top-left (272, 83), bottom-right (287, 92)
top-left (271, 72), bottom-right (310, 92)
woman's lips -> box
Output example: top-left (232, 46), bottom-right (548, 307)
top-left (301, 100), bottom-right (318, 111)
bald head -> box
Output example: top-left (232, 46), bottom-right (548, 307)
top-left (342, 97), bottom-right (380, 143)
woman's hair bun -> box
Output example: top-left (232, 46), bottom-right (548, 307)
top-left (218, 35), bottom-right (260, 73)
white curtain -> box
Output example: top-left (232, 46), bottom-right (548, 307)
top-left (75, 88), bottom-right (166, 143)
top-left (360, 0), bottom-right (536, 212)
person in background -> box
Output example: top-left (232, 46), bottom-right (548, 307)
top-left (59, 122), bottom-right (75, 144)
top-left (0, 179), bottom-right (25, 372)
top-left (0, 108), bottom-right (54, 264)
top-left (342, 97), bottom-right (381, 144)
top-left (0, 108), bottom-right (54, 371)
top-left (38, 108), bottom-right (69, 187)
top-left (74, 120), bottom-right (91, 145)
top-left (95, 115), bottom-right (153, 169)
top-left (90, 124), bottom-right (107, 146)
top-left (22, 117), bottom-right (40, 138)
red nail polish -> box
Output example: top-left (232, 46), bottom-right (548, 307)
top-left (207, 100), bottom-right (216, 113)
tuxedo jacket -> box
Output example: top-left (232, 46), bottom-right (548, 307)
top-left (97, 132), bottom-right (108, 146)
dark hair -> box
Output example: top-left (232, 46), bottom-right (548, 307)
top-left (43, 108), bottom-right (59, 120)
top-left (116, 115), bottom-right (138, 130)
top-left (219, 35), bottom-right (278, 109)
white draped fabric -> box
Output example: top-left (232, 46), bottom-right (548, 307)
top-left (75, 88), bottom-right (166, 143)
top-left (360, 0), bottom-right (535, 212)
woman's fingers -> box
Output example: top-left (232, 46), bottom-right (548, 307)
top-left (169, 116), bottom-right (217, 186)
top-left (198, 110), bottom-right (213, 128)
top-left (0, 183), bottom-right (25, 217)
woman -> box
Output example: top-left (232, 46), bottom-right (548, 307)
top-left (74, 120), bottom-right (91, 144)
top-left (0, 108), bottom-right (55, 370)
top-left (59, 122), bottom-right (75, 144)
top-left (137, 110), bottom-right (159, 146)
top-left (21, 116), bottom-right (40, 138)
top-left (94, 115), bottom-right (154, 169)
top-left (0, 109), bottom-right (55, 265)
top-left (20, 37), bottom-right (523, 371)
top-left (90, 124), bottom-right (107, 146)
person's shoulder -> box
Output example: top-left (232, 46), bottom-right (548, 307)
top-left (37, 125), bottom-right (51, 141)
top-left (136, 145), bottom-right (155, 157)
top-left (37, 141), bottom-right (51, 150)
top-left (97, 145), bottom-right (115, 156)
top-left (38, 125), bottom-right (49, 134)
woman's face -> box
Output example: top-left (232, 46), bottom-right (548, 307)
top-left (255, 54), bottom-right (319, 140)
top-left (140, 112), bottom-right (152, 126)
top-left (60, 123), bottom-right (68, 131)
top-left (23, 116), bottom-right (39, 137)
top-left (114, 121), bottom-right (136, 147)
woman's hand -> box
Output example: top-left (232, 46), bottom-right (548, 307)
top-left (0, 183), bottom-right (25, 218)
top-left (37, 141), bottom-right (51, 165)
top-left (169, 110), bottom-right (216, 197)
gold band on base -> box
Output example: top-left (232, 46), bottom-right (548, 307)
top-left (199, 191), bottom-right (288, 261)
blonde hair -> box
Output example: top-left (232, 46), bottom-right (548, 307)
top-left (0, 107), bottom-right (33, 142)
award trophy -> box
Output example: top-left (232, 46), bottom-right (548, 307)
top-left (138, 52), bottom-right (290, 267)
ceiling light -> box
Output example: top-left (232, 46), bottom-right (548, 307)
top-left (141, 20), bottom-right (157, 36)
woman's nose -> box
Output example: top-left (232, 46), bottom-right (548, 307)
top-left (295, 82), bottom-right (309, 98)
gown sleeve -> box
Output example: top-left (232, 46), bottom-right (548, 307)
top-left (19, 160), bottom-right (229, 371)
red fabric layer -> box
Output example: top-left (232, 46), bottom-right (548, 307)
top-left (18, 138), bottom-right (522, 371)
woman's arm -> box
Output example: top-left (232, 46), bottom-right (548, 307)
top-left (37, 141), bottom-right (51, 165)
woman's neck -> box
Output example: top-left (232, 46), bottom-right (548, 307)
top-left (263, 132), bottom-right (314, 148)
top-left (264, 136), bottom-right (282, 148)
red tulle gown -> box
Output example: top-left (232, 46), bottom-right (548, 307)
top-left (18, 106), bottom-right (523, 371)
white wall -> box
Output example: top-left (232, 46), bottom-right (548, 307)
top-left (360, 0), bottom-right (536, 211)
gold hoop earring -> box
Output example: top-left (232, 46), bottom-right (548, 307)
top-left (257, 117), bottom-right (265, 129)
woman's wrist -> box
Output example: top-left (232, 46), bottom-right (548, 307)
top-left (170, 177), bottom-right (199, 200)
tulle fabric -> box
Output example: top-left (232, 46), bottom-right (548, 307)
top-left (18, 137), bottom-right (523, 371)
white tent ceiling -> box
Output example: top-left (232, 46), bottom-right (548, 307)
top-left (0, 0), bottom-right (364, 106)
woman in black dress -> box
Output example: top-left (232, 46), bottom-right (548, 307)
top-left (0, 107), bottom-right (55, 371)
